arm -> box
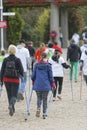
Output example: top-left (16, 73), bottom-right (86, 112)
top-left (17, 58), bottom-right (24, 76)
top-left (47, 64), bottom-right (55, 88)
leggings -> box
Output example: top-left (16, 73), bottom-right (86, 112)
top-left (53, 77), bottom-right (63, 97)
top-left (36, 91), bottom-right (49, 114)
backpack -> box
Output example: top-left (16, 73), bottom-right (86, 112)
top-left (48, 50), bottom-right (54, 59)
top-left (4, 60), bottom-right (18, 78)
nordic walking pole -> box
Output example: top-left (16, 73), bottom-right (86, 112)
top-left (25, 89), bottom-right (33, 121)
top-left (46, 88), bottom-right (54, 114)
top-left (69, 66), bottom-right (74, 101)
top-left (70, 79), bottom-right (73, 101)
top-left (0, 86), bottom-right (3, 97)
top-left (80, 73), bottom-right (82, 100)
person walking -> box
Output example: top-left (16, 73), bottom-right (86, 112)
top-left (35, 43), bottom-right (46, 62)
top-left (49, 49), bottom-right (70, 101)
top-left (0, 45), bottom-right (23, 116)
top-left (53, 41), bottom-right (63, 54)
top-left (27, 41), bottom-right (35, 71)
top-left (80, 49), bottom-right (87, 85)
top-left (16, 39), bottom-right (31, 101)
top-left (67, 39), bottom-right (81, 82)
top-left (31, 52), bottom-right (55, 119)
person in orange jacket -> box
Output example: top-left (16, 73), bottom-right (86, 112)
top-left (35, 43), bottom-right (47, 62)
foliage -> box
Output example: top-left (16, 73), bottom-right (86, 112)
top-left (68, 7), bottom-right (85, 39)
top-left (7, 8), bottom-right (24, 45)
top-left (34, 8), bottom-right (50, 45)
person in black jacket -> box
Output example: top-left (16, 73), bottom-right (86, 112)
top-left (27, 41), bottom-right (35, 71)
top-left (67, 39), bottom-right (81, 82)
top-left (0, 45), bottom-right (24, 116)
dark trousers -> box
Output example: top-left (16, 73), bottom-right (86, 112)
top-left (5, 82), bottom-right (19, 106)
top-left (53, 77), bottom-right (63, 97)
top-left (36, 91), bottom-right (49, 114)
top-left (84, 75), bottom-right (87, 85)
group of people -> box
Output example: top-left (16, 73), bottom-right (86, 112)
top-left (0, 34), bottom-right (87, 119)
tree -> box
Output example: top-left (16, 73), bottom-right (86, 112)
top-left (7, 8), bottom-right (24, 45)
top-left (34, 8), bottom-right (50, 44)
top-left (68, 7), bottom-right (85, 39)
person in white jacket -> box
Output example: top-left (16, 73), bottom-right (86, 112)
top-left (16, 39), bottom-right (31, 100)
top-left (49, 49), bottom-right (70, 101)
top-left (80, 49), bottom-right (87, 85)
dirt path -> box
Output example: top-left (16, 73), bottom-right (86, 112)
top-left (0, 49), bottom-right (87, 130)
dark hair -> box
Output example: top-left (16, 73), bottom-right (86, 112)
top-left (19, 39), bottom-right (25, 44)
top-left (48, 43), bottom-right (53, 48)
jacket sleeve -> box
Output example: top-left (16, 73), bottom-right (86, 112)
top-left (47, 64), bottom-right (55, 85)
top-left (16, 58), bottom-right (24, 76)
top-left (31, 64), bottom-right (37, 81)
top-left (0, 58), bottom-right (6, 84)
top-left (26, 48), bottom-right (31, 69)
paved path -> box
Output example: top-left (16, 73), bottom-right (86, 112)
top-left (0, 49), bottom-right (87, 130)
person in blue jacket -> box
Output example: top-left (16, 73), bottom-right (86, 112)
top-left (31, 52), bottom-right (55, 119)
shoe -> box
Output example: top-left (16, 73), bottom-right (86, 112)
top-left (75, 80), bottom-right (77, 83)
top-left (8, 105), bottom-right (14, 116)
top-left (57, 95), bottom-right (62, 100)
top-left (36, 109), bottom-right (40, 117)
top-left (53, 97), bottom-right (56, 101)
top-left (19, 93), bottom-right (24, 100)
top-left (43, 115), bottom-right (46, 119)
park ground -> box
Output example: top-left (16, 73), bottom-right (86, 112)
top-left (0, 48), bottom-right (87, 130)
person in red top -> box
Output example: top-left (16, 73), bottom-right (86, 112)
top-left (35, 43), bottom-right (47, 62)
top-left (53, 41), bottom-right (63, 54)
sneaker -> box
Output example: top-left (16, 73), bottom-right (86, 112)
top-left (36, 109), bottom-right (40, 117)
top-left (53, 97), bottom-right (56, 102)
top-left (8, 105), bottom-right (14, 116)
top-left (19, 93), bottom-right (24, 100)
top-left (43, 115), bottom-right (46, 119)
top-left (75, 80), bottom-right (77, 83)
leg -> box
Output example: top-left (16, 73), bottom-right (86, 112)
top-left (53, 77), bottom-right (58, 98)
top-left (74, 62), bottom-right (79, 82)
top-left (18, 72), bottom-right (27, 100)
top-left (5, 82), bottom-right (12, 105)
top-left (58, 77), bottom-right (63, 95)
top-left (36, 91), bottom-right (42, 117)
top-left (42, 91), bottom-right (49, 118)
top-left (70, 62), bottom-right (73, 80)
top-left (84, 75), bottom-right (87, 86)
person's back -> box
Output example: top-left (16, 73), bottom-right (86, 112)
top-left (16, 40), bottom-right (30, 72)
top-left (16, 39), bottom-right (30, 101)
top-left (67, 39), bottom-right (81, 82)
top-left (31, 52), bottom-right (55, 119)
top-left (67, 40), bottom-right (81, 62)
top-left (27, 42), bottom-right (35, 57)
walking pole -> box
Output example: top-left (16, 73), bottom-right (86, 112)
top-left (0, 86), bottom-right (2, 97)
top-left (46, 89), bottom-right (54, 114)
top-left (24, 67), bottom-right (32, 121)
top-left (80, 74), bottom-right (82, 100)
top-left (70, 79), bottom-right (74, 101)
top-left (25, 89), bottom-right (33, 121)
